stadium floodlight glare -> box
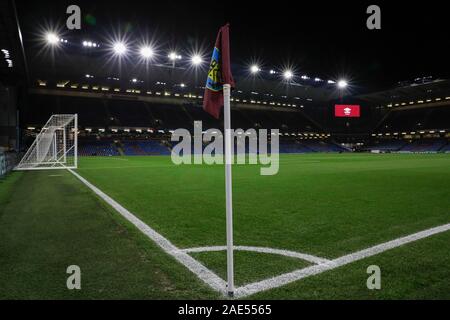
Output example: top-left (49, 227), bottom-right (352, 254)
top-left (113, 42), bottom-right (127, 55)
top-left (140, 46), bottom-right (154, 59)
top-left (337, 80), bottom-right (348, 89)
top-left (168, 52), bottom-right (182, 60)
top-left (83, 41), bottom-right (99, 48)
top-left (283, 70), bottom-right (294, 80)
top-left (46, 33), bottom-right (60, 45)
top-left (191, 54), bottom-right (203, 65)
top-left (250, 65), bottom-right (261, 74)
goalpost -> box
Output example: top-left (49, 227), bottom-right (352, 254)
top-left (15, 114), bottom-right (78, 170)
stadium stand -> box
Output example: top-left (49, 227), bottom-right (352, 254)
top-left (278, 141), bottom-right (312, 153)
top-left (363, 140), bottom-right (408, 152)
top-left (363, 138), bottom-right (450, 153)
top-left (302, 140), bottom-right (347, 152)
top-left (107, 100), bottom-right (153, 127)
top-left (17, 79), bottom-right (450, 157)
top-left (121, 139), bottom-right (171, 156)
top-left (440, 142), bottom-right (450, 152)
top-left (399, 138), bottom-right (447, 152)
top-left (376, 106), bottom-right (450, 133)
top-left (78, 140), bottom-right (120, 156)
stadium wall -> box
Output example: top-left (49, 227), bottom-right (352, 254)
top-left (0, 84), bottom-right (18, 151)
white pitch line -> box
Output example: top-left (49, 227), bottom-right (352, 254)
top-left (68, 168), bottom-right (450, 299)
top-left (234, 222), bottom-right (450, 298)
top-left (183, 245), bottom-right (330, 265)
top-left (68, 169), bottom-right (227, 294)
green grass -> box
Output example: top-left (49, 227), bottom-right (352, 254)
top-left (250, 230), bottom-right (450, 299)
top-left (1, 153), bottom-right (449, 299)
top-left (77, 154), bottom-right (450, 257)
top-left (0, 170), bottom-right (218, 299)
top-left (190, 250), bottom-right (311, 287)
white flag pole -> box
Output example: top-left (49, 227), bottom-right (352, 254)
top-left (223, 83), bottom-right (234, 296)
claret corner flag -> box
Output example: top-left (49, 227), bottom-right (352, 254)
top-left (203, 23), bottom-right (236, 296)
top-left (203, 23), bottom-right (235, 119)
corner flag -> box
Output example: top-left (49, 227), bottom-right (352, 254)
top-left (203, 24), bottom-right (235, 119)
top-left (203, 23), bottom-right (236, 296)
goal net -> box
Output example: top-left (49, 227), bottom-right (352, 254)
top-left (15, 114), bottom-right (78, 170)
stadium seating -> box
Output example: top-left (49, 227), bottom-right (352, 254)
top-left (78, 140), bottom-right (120, 156)
top-left (364, 140), bottom-right (408, 152)
top-left (22, 92), bottom-right (449, 157)
top-left (278, 141), bottom-right (312, 153)
top-left (302, 140), bottom-right (347, 152)
top-left (108, 100), bottom-right (152, 127)
top-left (399, 139), bottom-right (447, 152)
top-left (278, 140), bottom-right (346, 153)
top-left (364, 139), bottom-right (449, 153)
top-left (122, 140), bottom-right (171, 155)
top-left (78, 137), bottom-right (348, 156)
top-left (440, 142), bottom-right (450, 152)
top-left (377, 107), bottom-right (450, 133)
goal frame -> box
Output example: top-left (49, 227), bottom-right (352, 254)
top-left (15, 114), bottom-right (78, 171)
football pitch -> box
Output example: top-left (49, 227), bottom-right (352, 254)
top-left (1, 153), bottom-right (450, 299)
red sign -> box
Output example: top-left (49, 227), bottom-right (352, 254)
top-left (335, 105), bottom-right (360, 117)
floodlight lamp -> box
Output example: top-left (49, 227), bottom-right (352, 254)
top-left (46, 33), bottom-right (59, 45)
top-left (113, 42), bottom-right (127, 55)
top-left (337, 80), bottom-right (348, 89)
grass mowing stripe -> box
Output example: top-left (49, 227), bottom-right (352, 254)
top-left (77, 154), bottom-right (450, 257)
top-left (234, 222), bottom-right (450, 298)
top-left (249, 230), bottom-right (450, 299)
top-left (2, 153), bottom-right (449, 299)
top-left (0, 170), bottom-right (219, 299)
top-left (69, 168), bottom-right (227, 294)
top-left (75, 153), bottom-right (449, 298)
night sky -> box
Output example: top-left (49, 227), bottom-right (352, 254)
top-left (16, 0), bottom-right (450, 92)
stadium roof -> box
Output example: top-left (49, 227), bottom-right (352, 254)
top-left (2, 0), bottom-right (450, 102)
top-left (355, 79), bottom-right (450, 106)
top-left (0, 0), bottom-right (27, 86)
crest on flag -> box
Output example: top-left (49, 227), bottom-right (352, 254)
top-left (206, 47), bottom-right (223, 92)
